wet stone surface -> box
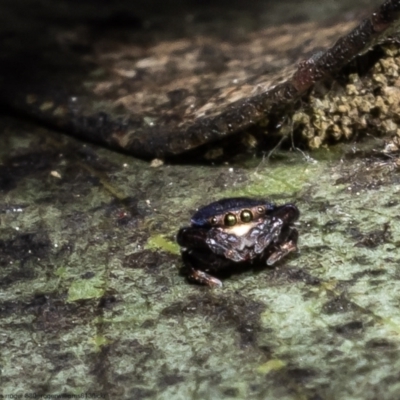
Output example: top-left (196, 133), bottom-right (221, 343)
top-left (1, 114), bottom-right (400, 399)
top-left (2, 0), bottom-right (400, 399)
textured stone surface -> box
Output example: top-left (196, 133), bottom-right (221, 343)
top-left (1, 0), bottom-right (400, 158)
top-left (2, 1), bottom-right (400, 399)
top-left (1, 115), bottom-right (400, 398)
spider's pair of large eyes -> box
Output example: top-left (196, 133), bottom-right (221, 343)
top-left (223, 209), bottom-right (253, 226)
top-left (211, 206), bottom-right (264, 226)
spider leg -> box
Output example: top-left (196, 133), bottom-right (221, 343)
top-left (187, 267), bottom-right (223, 287)
top-left (266, 227), bottom-right (299, 265)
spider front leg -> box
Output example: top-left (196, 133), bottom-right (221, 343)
top-left (180, 249), bottom-right (228, 287)
top-left (266, 226), bottom-right (299, 266)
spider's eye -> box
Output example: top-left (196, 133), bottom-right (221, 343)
top-left (224, 213), bottom-right (237, 226)
top-left (210, 216), bottom-right (218, 225)
top-left (257, 206), bottom-right (265, 214)
top-left (240, 210), bottom-right (253, 223)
